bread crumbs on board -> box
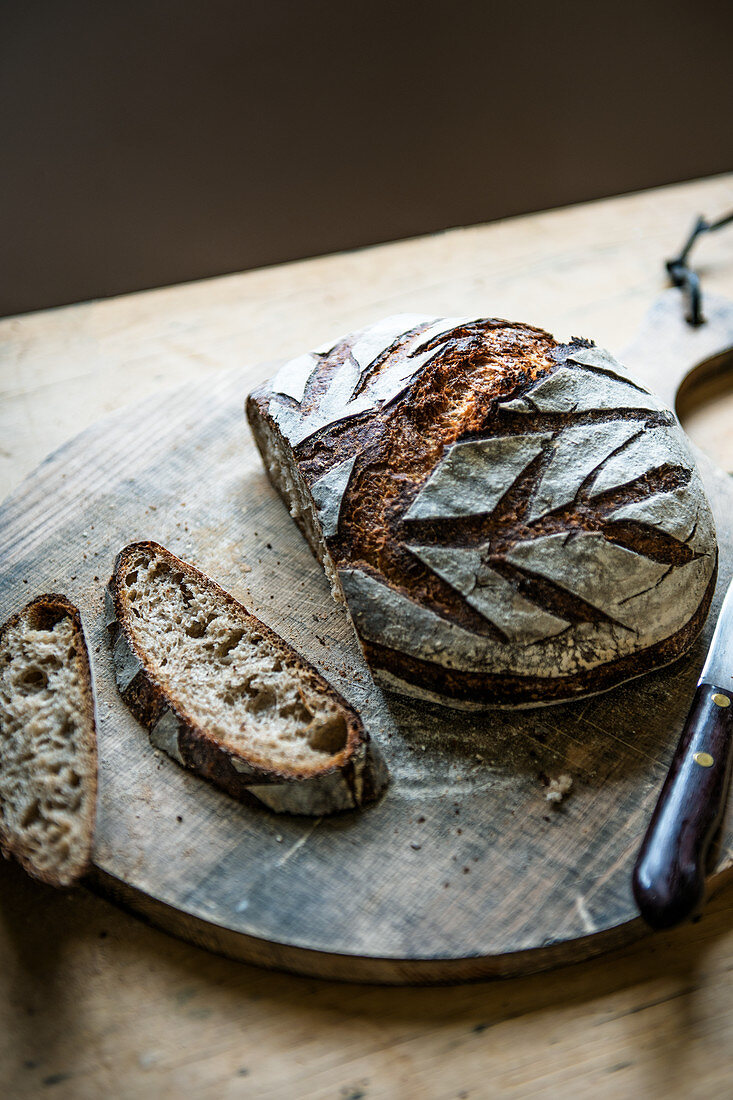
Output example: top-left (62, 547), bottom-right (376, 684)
top-left (545, 774), bottom-right (573, 803)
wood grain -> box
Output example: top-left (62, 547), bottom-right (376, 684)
top-left (2, 173), bottom-right (733, 1097)
top-left (1, 289), bottom-right (733, 983)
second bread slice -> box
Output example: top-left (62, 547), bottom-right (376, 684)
top-left (106, 542), bottom-right (387, 815)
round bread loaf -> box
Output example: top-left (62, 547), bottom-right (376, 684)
top-left (247, 315), bottom-right (718, 708)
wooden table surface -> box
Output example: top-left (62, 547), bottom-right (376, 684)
top-left (2, 174), bottom-right (733, 1099)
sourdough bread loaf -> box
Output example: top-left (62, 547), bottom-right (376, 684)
top-left (106, 542), bottom-right (387, 813)
top-left (0, 595), bottom-right (97, 885)
top-left (247, 315), bottom-right (717, 708)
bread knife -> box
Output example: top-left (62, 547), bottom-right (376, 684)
top-left (633, 576), bottom-right (733, 929)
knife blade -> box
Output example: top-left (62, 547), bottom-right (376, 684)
top-left (632, 576), bottom-right (733, 929)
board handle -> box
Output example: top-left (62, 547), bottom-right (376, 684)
top-left (632, 684), bottom-right (733, 930)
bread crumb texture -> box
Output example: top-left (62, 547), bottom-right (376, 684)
top-left (117, 546), bottom-right (351, 772)
top-left (546, 774), bottom-right (573, 803)
top-left (0, 603), bottom-right (95, 885)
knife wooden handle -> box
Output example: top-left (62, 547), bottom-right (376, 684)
top-left (632, 684), bottom-right (733, 930)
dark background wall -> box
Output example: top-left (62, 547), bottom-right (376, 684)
top-left (1, 0), bottom-right (732, 317)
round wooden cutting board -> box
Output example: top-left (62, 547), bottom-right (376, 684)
top-left (2, 291), bottom-right (733, 984)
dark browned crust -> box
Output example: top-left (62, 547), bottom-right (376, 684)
top-left (362, 554), bottom-right (717, 707)
top-left (311, 322), bottom-right (562, 634)
top-left (249, 323), bottom-right (566, 639)
top-left (0, 594), bottom-right (98, 887)
top-left (247, 318), bottom-right (718, 708)
top-left (107, 542), bottom-right (385, 809)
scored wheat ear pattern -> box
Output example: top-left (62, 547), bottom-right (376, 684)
top-left (262, 318), bottom-right (713, 661)
top-left (251, 315), bottom-right (718, 704)
top-left (398, 360), bottom-right (704, 647)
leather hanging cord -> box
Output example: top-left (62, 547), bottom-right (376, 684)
top-left (666, 210), bottom-right (733, 327)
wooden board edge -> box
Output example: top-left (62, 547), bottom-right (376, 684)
top-left (84, 864), bottom-right (733, 986)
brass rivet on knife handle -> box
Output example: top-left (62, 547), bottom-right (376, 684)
top-left (633, 638), bottom-right (733, 930)
top-left (633, 562), bottom-right (733, 933)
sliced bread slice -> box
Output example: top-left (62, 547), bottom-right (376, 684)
top-left (106, 542), bottom-right (388, 814)
top-left (0, 595), bottom-right (97, 887)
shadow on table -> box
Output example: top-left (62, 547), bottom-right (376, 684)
top-left (1, 855), bottom-right (732, 1096)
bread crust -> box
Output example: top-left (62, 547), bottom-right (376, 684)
top-left (0, 594), bottom-right (97, 886)
top-left (361, 579), bottom-right (714, 708)
top-left (107, 542), bottom-right (387, 814)
top-left (247, 315), bottom-right (718, 708)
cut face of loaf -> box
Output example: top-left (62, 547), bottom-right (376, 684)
top-left (106, 542), bottom-right (387, 814)
top-left (246, 315), bottom-right (718, 708)
top-left (0, 596), bottom-right (97, 886)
